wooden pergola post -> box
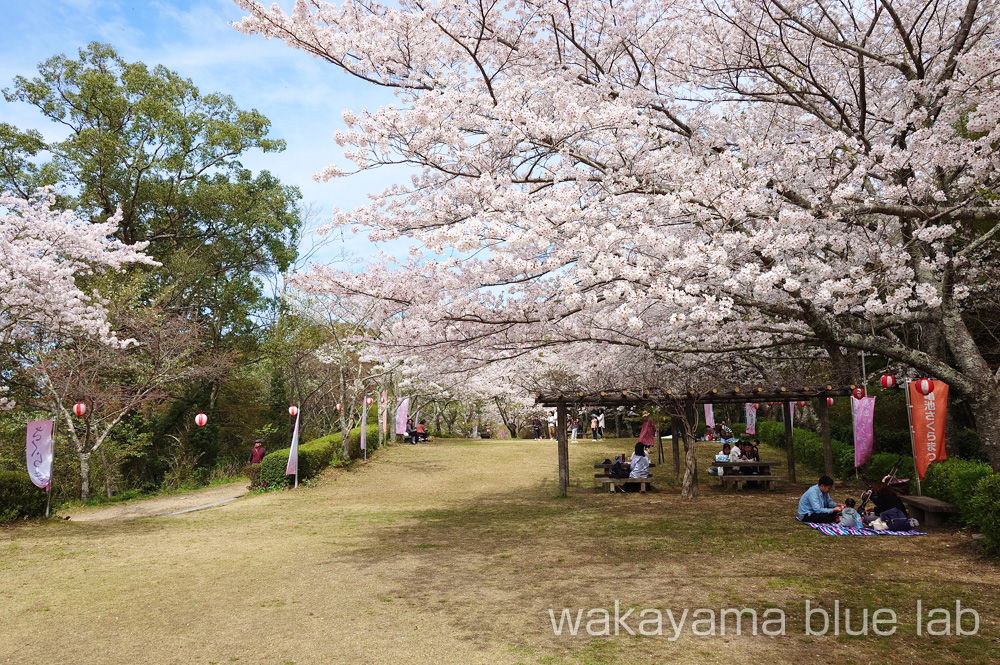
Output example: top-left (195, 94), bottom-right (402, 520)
top-left (557, 404), bottom-right (569, 496)
top-left (671, 420), bottom-right (680, 482)
top-left (782, 401), bottom-right (796, 482)
top-left (816, 397), bottom-right (834, 478)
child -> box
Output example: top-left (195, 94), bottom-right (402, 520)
top-left (839, 497), bottom-right (861, 528)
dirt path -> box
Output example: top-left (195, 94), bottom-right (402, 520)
top-left (63, 481), bottom-right (248, 522)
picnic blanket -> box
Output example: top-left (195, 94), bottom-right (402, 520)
top-left (795, 516), bottom-right (925, 536)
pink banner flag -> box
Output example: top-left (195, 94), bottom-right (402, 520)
top-left (285, 412), bottom-right (300, 479)
top-left (26, 420), bottom-right (54, 491)
top-left (395, 398), bottom-right (410, 435)
top-left (704, 404), bottom-right (715, 428)
top-left (744, 403), bottom-right (756, 436)
top-left (380, 391), bottom-right (388, 434)
top-left (360, 398), bottom-right (368, 451)
top-left (852, 396), bottom-right (876, 467)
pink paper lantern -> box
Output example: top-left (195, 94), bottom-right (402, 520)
top-left (73, 402), bottom-right (87, 417)
top-left (195, 412), bottom-right (208, 427)
top-left (916, 378), bottom-right (935, 396)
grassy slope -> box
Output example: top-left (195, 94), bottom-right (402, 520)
top-left (0, 437), bottom-right (996, 665)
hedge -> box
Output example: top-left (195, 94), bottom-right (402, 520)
top-left (259, 424), bottom-right (380, 490)
top-left (0, 471), bottom-right (48, 521)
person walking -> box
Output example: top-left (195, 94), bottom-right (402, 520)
top-left (248, 439), bottom-right (267, 464)
top-left (532, 416), bottom-right (542, 440)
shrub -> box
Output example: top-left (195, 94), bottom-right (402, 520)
top-left (967, 474), bottom-right (1000, 558)
top-left (258, 424), bottom-right (382, 490)
top-left (922, 458), bottom-right (994, 516)
top-left (730, 423), bottom-right (747, 439)
top-left (0, 471), bottom-right (48, 521)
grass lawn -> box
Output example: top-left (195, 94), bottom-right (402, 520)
top-left (1, 437), bottom-right (997, 664)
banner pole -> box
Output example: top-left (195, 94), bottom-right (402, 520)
top-left (904, 381), bottom-right (921, 496)
top-left (47, 405), bottom-right (58, 517)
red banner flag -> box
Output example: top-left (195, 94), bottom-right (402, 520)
top-left (908, 380), bottom-right (948, 481)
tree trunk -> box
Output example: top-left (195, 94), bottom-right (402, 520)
top-left (78, 451), bottom-right (91, 501)
top-left (556, 405), bottom-right (569, 496)
top-left (680, 401), bottom-right (699, 499)
top-left (968, 389), bottom-right (1000, 470)
top-left (783, 402), bottom-right (796, 482)
top-left (100, 447), bottom-right (113, 498)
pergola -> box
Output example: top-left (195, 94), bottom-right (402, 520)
top-left (535, 384), bottom-right (862, 496)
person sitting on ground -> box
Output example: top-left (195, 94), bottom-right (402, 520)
top-left (248, 439), bottom-right (267, 464)
top-left (629, 442), bottom-right (651, 479)
top-left (862, 481), bottom-right (909, 525)
top-left (838, 497), bottom-right (861, 528)
top-left (797, 475), bottom-right (845, 524)
top-left (719, 420), bottom-right (734, 440)
top-left (708, 443), bottom-right (732, 476)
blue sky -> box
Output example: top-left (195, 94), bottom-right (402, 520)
top-left (0, 0), bottom-right (413, 268)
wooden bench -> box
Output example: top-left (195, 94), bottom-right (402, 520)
top-left (596, 477), bottom-right (652, 493)
top-left (713, 460), bottom-right (781, 491)
top-left (901, 495), bottom-right (959, 527)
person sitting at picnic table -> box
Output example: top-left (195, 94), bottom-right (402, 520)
top-left (862, 480), bottom-right (909, 525)
top-left (708, 443), bottom-right (731, 476)
top-left (414, 420), bottom-right (429, 443)
top-left (629, 442), bottom-right (651, 479)
top-left (798, 475), bottom-right (845, 524)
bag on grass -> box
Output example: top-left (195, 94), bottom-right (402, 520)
top-left (881, 508), bottom-right (911, 531)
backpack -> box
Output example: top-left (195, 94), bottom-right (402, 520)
top-left (609, 461), bottom-right (630, 479)
top-left (881, 508), bottom-right (911, 531)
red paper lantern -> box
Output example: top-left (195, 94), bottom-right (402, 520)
top-left (767, 401), bottom-right (774, 406)
top-left (73, 402), bottom-right (87, 417)
top-left (195, 412), bottom-right (208, 427)
top-left (365, 396), bottom-right (374, 406)
top-left (753, 403), bottom-right (760, 409)
top-left (796, 401), bottom-right (807, 407)
top-left (336, 402), bottom-right (342, 412)
top-left (826, 397), bottom-right (835, 406)
top-left (288, 405), bottom-right (299, 417)
top-left (916, 378), bottom-right (935, 396)
top-left (880, 374), bottom-right (896, 389)
top-left (380, 394), bottom-right (386, 404)
top-left (852, 387), bottom-right (866, 400)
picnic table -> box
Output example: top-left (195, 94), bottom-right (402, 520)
top-left (712, 460), bottom-right (782, 490)
top-left (594, 461), bottom-right (655, 493)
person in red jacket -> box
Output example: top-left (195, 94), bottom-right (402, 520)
top-left (248, 439), bottom-right (267, 464)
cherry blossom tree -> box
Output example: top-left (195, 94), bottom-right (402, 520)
top-left (235, 0), bottom-right (1000, 470)
top-left (0, 189), bottom-right (153, 352)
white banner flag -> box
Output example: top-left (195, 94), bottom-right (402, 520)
top-left (360, 398), bottom-right (368, 451)
top-left (26, 420), bottom-right (53, 491)
top-left (285, 412), bottom-right (300, 482)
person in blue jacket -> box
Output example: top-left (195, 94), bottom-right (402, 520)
top-left (798, 475), bottom-right (845, 523)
